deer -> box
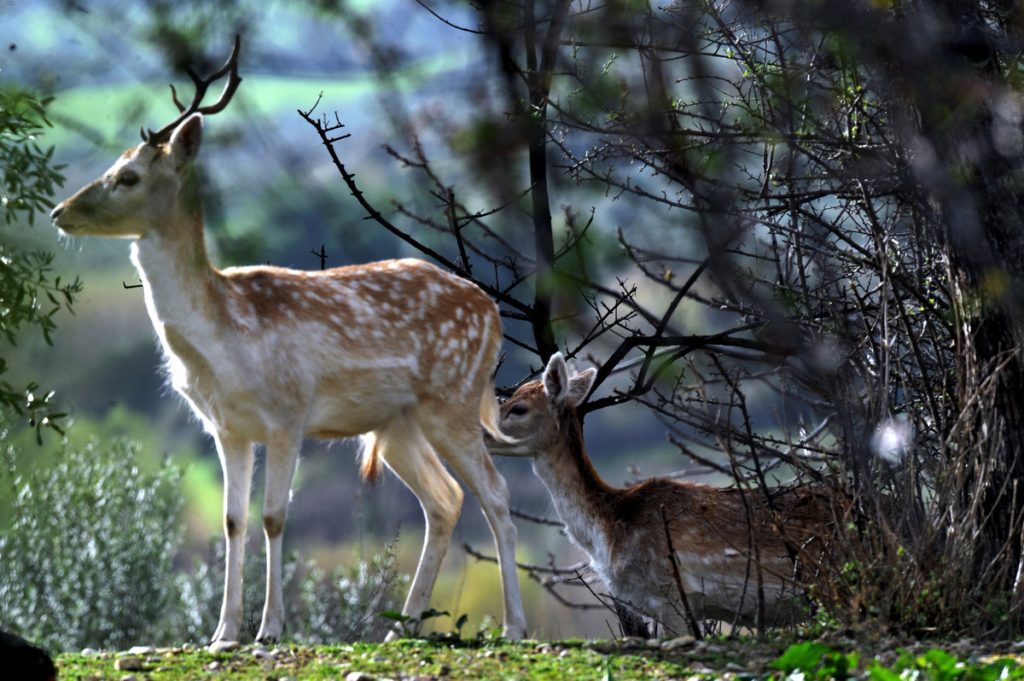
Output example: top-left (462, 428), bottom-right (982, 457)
top-left (48, 38), bottom-right (526, 650)
top-left (486, 352), bottom-right (827, 636)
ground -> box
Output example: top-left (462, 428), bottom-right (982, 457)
top-left (54, 636), bottom-right (1024, 680)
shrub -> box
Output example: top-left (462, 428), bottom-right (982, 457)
top-left (292, 534), bottom-right (408, 643)
top-left (0, 434), bottom-right (183, 651)
top-left (174, 533), bottom-right (407, 645)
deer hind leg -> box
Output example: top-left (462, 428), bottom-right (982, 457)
top-left (376, 412), bottom-right (464, 641)
top-left (210, 431), bottom-right (255, 651)
top-left (415, 404), bottom-right (528, 640)
top-left (256, 430), bottom-right (302, 644)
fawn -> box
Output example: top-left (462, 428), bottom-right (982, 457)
top-left (486, 353), bottom-right (825, 635)
top-left (49, 38), bottom-right (526, 649)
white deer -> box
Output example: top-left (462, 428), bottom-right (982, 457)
top-left (49, 40), bottom-right (526, 650)
top-left (487, 353), bottom-right (825, 635)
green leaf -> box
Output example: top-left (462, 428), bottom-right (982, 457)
top-left (379, 609), bottom-right (410, 623)
top-left (772, 642), bottom-right (834, 672)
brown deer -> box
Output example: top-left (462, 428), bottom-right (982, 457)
top-left (49, 38), bottom-right (526, 649)
top-left (486, 353), bottom-right (826, 636)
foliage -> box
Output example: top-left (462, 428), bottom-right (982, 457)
top-left (0, 413), bottom-right (411, 651)
top-left (174, 533), bottom-right (408, 646)
top-left (0, 431), bottom-right (184, 651)
top-left (0, 87), bottom-right (79, 441)
top-left (771, 641), bottom-right (1024, 681)
top-left (294, 534), bottom-right (408, 644)
top-left (0, 89), bottom-right (64, 227)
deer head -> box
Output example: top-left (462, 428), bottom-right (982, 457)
top-left (487, 353), bottom-right (597, 457)
top-left (50, 37), bottom-right (241, 239)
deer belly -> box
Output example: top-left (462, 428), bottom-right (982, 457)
top-left (304, 367), bottom-right (418, 438)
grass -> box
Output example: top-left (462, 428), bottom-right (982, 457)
top-left (57, 639), bottom-right (692, 680)
top-left (55, 636), bottom-right (1024, 681)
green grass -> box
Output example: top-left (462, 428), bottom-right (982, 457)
top-left (55, 637), bottom-right (1024, 681)
top-left (57, 639), bottom-right (692, 680)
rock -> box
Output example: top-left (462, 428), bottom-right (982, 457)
top-left (661, 635), bottom-right (696, 652)
top-left (114, 657), bottom-right (147, 672)
top-left (253, 646), bottom-right (274, 659)
top-left (81, 647), bottom-right (99, 655)
top-left (206, 661), bottom-right (221, 671)
top-left (127, 645), bottom-right (154, 655)
top-left (558, 649), bottom-right (572, 658)
top-left (620, 636), bottom-right (645, 648)
top-left (645, 638), bottom-right (661, 649)
top-left (725, 662), bottom-right (746, 672)
top-left (345, 672), bottom-right (375, 681)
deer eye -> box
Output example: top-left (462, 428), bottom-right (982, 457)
top-left (507, 403), bottom-right (529, 417)
top-left (117, 171), bottom-right (140, 187)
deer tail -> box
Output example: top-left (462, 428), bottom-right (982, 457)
top-left (358, 432), bottom-right (383, 483)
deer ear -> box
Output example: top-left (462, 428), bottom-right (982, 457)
top-left (542, 352), bottom-right (570, 405)
top-left (169, 113), bottom-right (203, 170)
top-left (567, 367), bottom-right (597, 408)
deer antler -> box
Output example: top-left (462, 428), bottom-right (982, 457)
top-left (140, 35), bottom-right (243, 145)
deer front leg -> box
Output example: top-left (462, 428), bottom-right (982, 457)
top-left (210, 432), bottom-right (254, 652)
top-left (256, 431), bottom-right (302, 644)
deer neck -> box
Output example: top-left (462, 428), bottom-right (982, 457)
top-left (532, 409), bottom-right (618, 557)
top-left (129, 183), bottom-right (225, 335)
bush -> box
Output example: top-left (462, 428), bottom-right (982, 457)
top-left (0, 434), bottom-right (183, 651)
top-left (0, 418), bottom-right (408, 650)
top-left (292, 534), bottom-right (408, 644)
top-left (173, 536), bottom-right (302, 644)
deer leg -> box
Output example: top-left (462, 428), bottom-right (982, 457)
top-left (210, 432), bottom-right (254, 651)
top-left (256, 432), bottom-right (302, 644)
top-left (376, 414), bottom-right (463, 641)
top-left (418, 412), bottom-right (527, 639)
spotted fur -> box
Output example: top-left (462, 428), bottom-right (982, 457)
top-left (50, 113), bottom-right (527, 648)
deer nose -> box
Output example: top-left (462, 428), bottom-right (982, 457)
top-left (49, 203), bottom-right (65, 221)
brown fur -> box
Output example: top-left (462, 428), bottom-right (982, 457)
top-left (490, 361), bottom-right (829, 632)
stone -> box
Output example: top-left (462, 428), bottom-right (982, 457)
top-left (661, 635), bottom-right (697, 652)
top-left (127, 645), bottom-right (154, 655)
top-left (345, 672), bottom-right (375, 681)
top-left (114, 657), bottom-right (146, 672)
